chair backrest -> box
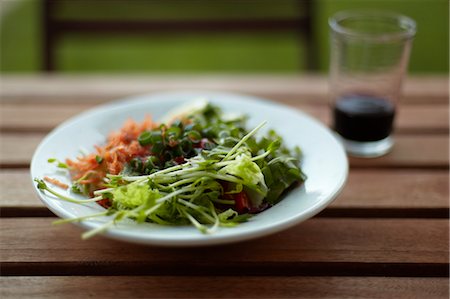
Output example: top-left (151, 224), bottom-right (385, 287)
top-left (42, 0), bottom-right (317, 72)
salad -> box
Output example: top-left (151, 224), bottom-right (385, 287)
top-left (35, 100), bottom-right (306, 238)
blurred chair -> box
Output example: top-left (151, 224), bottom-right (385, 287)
top-left (42, 0), bottom-right (317, 72)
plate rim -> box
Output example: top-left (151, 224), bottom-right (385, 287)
top-left (30, 90), bottom-right (349, 246)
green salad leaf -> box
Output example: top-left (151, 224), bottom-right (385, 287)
top-left (111, 184), bottom-right (160, 209)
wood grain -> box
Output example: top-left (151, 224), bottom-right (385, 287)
top-left (348, 135), bottom-right (449, 169)
top-left (1, 218), bottom-right (447, 267)
top-left (1, 132), bottom-right (447, 168)
top-left (0, 133), bottom-right (42, 167)
top-left (1, 102), bottom-right (448, 133)
top-left (1, 75), bottom-right (448, 103)
top-left (1, 75), bottom-right (448, 297)
top-left (334, 169), bottom-right (449, 208)
top-left (1, 276), bottom-right (448, 299)
top-left (1, 169), bottom-right (447, 211)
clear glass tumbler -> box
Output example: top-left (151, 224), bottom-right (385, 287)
top-left (329, 11), bottom-right (416, 157)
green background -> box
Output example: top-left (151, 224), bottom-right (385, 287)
top-left (1, 0), bottom-right (448, 73)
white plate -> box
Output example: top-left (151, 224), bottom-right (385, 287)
top-left (31, 91), bottom-right (348, 246)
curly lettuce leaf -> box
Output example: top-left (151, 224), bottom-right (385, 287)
top-left (111, 184), bottom-right (161, 209)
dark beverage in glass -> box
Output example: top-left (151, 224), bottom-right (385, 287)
top-left (329, 11), bottom-right (415, 157)
top-left (333, 95), bottom-right (395, 142)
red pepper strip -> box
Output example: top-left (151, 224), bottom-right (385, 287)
top-left (97, 198), bottom-right (112, 209)
top-left (234, 191), bottom-right (251, 214)
top-left (193, 138), bottom-right (211, 149)
top-left (174, 156), bottom-right (185, 165)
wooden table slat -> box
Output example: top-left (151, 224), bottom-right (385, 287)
top-left (1, 75), bottom-right (448, 103)
top-left (1, 169), bottom-right (448, 211)
top-left (1, 132), bottom-right (447, 168)
top-left (1, 218), bottom-right (448, 265)
top-left (1, 103), bottom-right (448, 133)
top-left (1, 276), bottom-right (448, 299)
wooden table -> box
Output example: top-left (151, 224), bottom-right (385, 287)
top-left (1, 75), bottom-right (448, 298)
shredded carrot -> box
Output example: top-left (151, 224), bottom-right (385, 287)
top-left (44, 176), bottom-right (69, 190)
top-left (66, 116), bottom-right (156, 195)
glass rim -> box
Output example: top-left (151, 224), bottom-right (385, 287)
top-left (329, 10), bottom-right (416, 42)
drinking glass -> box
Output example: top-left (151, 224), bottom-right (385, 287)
top-left (329, 11), bottom-right (416, 157)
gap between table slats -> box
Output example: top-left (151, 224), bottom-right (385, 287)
top-left (4, 207), bottom-right (449, 219)
top-left (2, 261), bottom-right (448, 277)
